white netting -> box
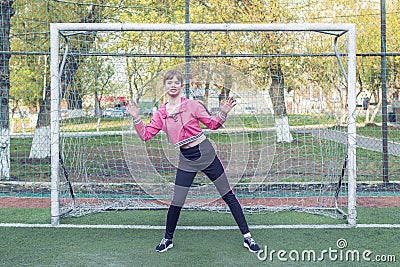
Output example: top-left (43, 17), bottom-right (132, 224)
top-left (53, 26), bottom-right (353, 220)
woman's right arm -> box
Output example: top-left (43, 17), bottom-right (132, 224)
top-left (127, 101), bottom-right (162, 141)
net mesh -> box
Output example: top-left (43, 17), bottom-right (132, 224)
top-left (56, 29), bottom-right (350, 219)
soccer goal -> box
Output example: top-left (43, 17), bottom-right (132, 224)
top-left (49, 23), bottom-right (357, 226)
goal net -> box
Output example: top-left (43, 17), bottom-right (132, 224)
top-left (50, 23), bottom-right (357, 226)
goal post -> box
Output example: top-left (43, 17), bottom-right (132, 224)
top-left (50, 23), bottom-right (357, 226)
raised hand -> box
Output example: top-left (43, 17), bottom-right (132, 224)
top-left (220, 96), bottom-right (236, 115)
top-left (126, 100), bottom-right (141, 119)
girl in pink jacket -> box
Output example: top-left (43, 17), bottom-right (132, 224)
top-left (127, 70), bottom-right (260, 253)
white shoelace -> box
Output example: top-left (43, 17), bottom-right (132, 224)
top-left (246, 237), bottom-right (256, 245)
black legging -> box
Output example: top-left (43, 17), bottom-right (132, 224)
top-left (164, 138), bottom-right (250, 239)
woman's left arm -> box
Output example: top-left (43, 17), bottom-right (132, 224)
top-left (196, 97), bottom-right (236, 130)
top-left (219, 96), bottom-right (236, 117)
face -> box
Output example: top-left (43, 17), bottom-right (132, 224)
top-left (164, 75), bottom-right (183, 97)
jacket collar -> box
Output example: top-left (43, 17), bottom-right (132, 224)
top-left (159, 97), bottom-right (188, 117)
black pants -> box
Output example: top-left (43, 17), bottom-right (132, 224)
top-left (164, 138), bottom-right (250, 239)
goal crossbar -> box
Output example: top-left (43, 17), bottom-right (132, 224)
top-left (50, 23), bottom-right (357, 227)
top-left (51, 22), bottom-right (355, 32)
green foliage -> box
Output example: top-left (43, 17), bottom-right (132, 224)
top-left (7, 0), bottom-right (400, 124)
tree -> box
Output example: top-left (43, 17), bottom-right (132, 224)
top-left (304, 0), bottom-right (400, 125)
top-left (115, 0), bottom-right (186, 105)
top-left (80, 56), bottom-right (115, 118)
top-left (216, 0), bottom-right (297, 142)
top-left (0, 0), bottom-right (15, 179)
top-left (29, 2), bottom-right (104, 158)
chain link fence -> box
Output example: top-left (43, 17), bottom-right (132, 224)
top-left (1, 0), bottom-right (399, 202)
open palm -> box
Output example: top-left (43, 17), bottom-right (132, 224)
top-left (126, 101), bottom-right (140, 119)
top-left (220, 96), bottom-right (236, 115)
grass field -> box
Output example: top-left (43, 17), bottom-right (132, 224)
top-left (4, 115), bottom-right (399, 266)
top-left (0, 207), bottom-right (399, 267)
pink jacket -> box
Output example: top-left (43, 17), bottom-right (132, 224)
top-left (133, 98), bottom-right (226, 147)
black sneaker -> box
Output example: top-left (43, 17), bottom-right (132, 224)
top-left (243, 236), bottom-right (260, 253)
top-left (155, 238), bottom-right (173, 252)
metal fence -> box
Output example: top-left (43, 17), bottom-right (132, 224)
top-left (1, 1), bottom-right (399, 200)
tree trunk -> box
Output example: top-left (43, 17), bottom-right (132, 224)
top-left (94, 90), bottom-right (101, 117)
top-left (0, 0), bottom-right (14, 179)
top-left (29, 4), bottom-right (103, 158)
top-left (203, 64), bottom-right (212, 108)
top-left (218, 65), bottom-right (232, 104)
top-left (269, 63), bottom-right (293, 143)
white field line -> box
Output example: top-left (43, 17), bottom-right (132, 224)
top-left (1, 223), bottom-right (400, 229)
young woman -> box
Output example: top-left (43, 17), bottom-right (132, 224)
top-left (126, 70), bottom-right (260, 253)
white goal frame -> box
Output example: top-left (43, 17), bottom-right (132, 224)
top-left (50, 23), bottom-right (357, 226)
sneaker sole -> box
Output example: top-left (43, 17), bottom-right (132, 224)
top-left (156, 243), bottom-right (173, 253)
top-left (243, 242), bottom-right (259, 253)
